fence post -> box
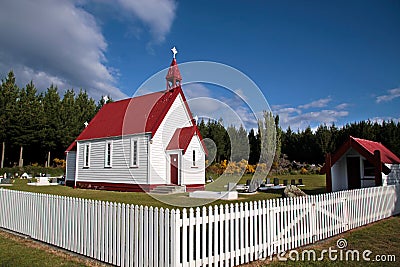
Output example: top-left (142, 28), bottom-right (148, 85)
top-left (269, 203), bottom-right (278, 259)
top-left (309, 196), bottom-right (317, 243)
top-left (171, 209), bottom-right (181, 267)
top-left (341, 197), bottom-right (349, 231)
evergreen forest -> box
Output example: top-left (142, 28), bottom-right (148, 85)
top-left (1, 71), bottom-right (399, 168)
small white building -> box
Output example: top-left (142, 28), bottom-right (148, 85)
top-left (65, 56), bottom-right (207, 192)
top-left (322, 136), bottom-right (400, 192)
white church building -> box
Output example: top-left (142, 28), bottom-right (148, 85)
top-left (65, 51), bottom-right (207, 192)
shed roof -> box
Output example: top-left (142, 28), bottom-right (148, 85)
top-left (352, 137), bottom-right (400, 164)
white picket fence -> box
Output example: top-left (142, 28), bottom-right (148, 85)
top-left (0, 185), bottom-right (399, 266)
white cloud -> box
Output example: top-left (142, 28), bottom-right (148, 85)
top-left (183, 83), bottom-right (212, 99)
top-left (115, 0), bottom-right (177, 43)
top-left (234, 88), bottom-right (248, 101)
top-left (277, 107), bottom-right (302, 115)
top-left (184, 85), bottom-right (258, 129)
top-left (298, 97), bottom-right (331, 109)
top-left (234, 106), bottom-right (257, 126)
top-left (376, 88), bottom-right (400, 103)
top-left (273, 98), bottom-right (349, 130)
top-left (370, 117), bottom-right (400, 124)
top-left (335, 103), bottom-right (349, 110)
top-left (0, 0), bottom-right (177, 100)
top-left (278, 109), bottom-right (348, 131)
top-left (0, 0), bottom-right (126, 99)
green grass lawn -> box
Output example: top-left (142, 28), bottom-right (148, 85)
top-left (0, 230), bottom-right (100, 267)
top-left (4, 174), bottom-right (325, 209)
top-left (1, 215), bottom-right (398, 267)
top-left (245, 215), bottom-right (400, 267)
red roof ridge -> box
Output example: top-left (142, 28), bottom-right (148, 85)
top-left (352, 136), bottom-right (400, 164)
top-left (144, 87), bottom-right (183, 135)
top-left (351, 136), bottom-right (381, 144)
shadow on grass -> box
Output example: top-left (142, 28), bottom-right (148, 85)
top-left (302, 187), bottom-right (327, 195)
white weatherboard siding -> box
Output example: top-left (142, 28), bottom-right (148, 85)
top-left (65, 151), bottom-right (76, 181)
top-left (332, 149), bottom-right (361, 191)
top-left (331, 156), bottom-right (347, 191)
top-left (181, 135), bottom-right (205, 185)
top-left (76, 134), bottom-right (149, 184)
top-left (149, 94), bottom-right (192, 184)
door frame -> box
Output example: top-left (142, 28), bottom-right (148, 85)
top-left (170, 154), bottom-right (179, 185)
top-left (166, 150), bottom-right (182, 185)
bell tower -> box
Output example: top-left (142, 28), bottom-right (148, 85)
top-left (166, 46), bottom-right (182, 90)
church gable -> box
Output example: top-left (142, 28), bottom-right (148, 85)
top-left (66, 48), bottom-right (206, 191)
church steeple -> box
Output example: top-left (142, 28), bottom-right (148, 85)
top-left (166, 46), bottom-right (182, 90)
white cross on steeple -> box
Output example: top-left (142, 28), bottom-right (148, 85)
top-left (171, 46), bottom-right (178, 59)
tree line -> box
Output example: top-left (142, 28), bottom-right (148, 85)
top-left (0, 71), bottom-right (110, 167)
top-left (198, 117), bottom-right (400, 165)
top-left (2, 70), bottom-right (399, 168)
top-left (282, 121), bottom-right (400, 164)
top-left (198, 112), bottom-right (279, 165)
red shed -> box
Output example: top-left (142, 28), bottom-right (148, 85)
top-left (321, 136), bottom-right (400, 192)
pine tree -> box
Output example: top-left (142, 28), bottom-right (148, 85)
top-left (274, 115), bottom-right (282, 162)
top-left (248, 128), bottom-right (261, 164)
top-left (316, 124), bottom-right (332, 161)
top-left (9, 81), bottom-right (43, 165)
top-left (0, 71), bottom-right (20, 165)
top-left (41, 85), bottom-right (62, 164)
top-left (236, 124), bottom-right (249, 161)
top-left (75, 89), bottom-right (96, 129)
top-left (59, 89), bottom-right (78, 151)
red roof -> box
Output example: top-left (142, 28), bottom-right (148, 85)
top-left (166, 126), bottom-right (205, 154)
top-left (66, 87), bottom-right (191, 152)
top-left (352, 137), bottom-right (400, 164)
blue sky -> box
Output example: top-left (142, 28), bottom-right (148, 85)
top-left (0, 0), bottom-right (399, 131)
